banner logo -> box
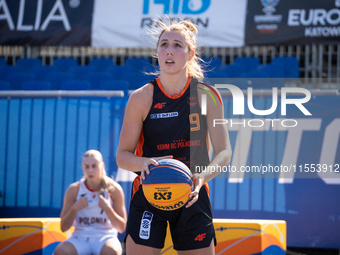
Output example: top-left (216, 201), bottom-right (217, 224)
top-left (254, 0), bottom-right (282, 33)
top-left (261, 0), bottom-right (280, 15)
top-left (141, 0), bottom-right (211, 28)
top-left (143, 0), bottom-right (210, 15)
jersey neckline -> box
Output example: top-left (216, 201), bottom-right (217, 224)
top-left (84, 178), bottom-right (98, 192)
top-left (156, 76), bottom-right (192, 99)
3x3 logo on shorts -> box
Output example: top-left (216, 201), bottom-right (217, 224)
top-left (139, 211), bottom-right (153, 240)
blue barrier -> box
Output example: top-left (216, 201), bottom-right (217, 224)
top-left (0, 92), bottom-right (127, 212)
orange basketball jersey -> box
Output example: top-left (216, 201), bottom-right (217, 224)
top-left (136, 76), bottom-right (210, 173)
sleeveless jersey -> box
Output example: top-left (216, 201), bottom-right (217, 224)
top-left (136, 76), bottom-right (210, 174)
top-left (72, 178), bottom-right (118, 237)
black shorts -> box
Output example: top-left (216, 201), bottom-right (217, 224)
top-left (125, 176), bottom-right (216, 251)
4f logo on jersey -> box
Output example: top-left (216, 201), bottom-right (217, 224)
top-left (154, 102), bottom-right (166, 109)
top-left (154, 192), bottom-right (172, 200)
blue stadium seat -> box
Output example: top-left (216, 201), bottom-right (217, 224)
top-left (21, 80), bottom-right (51, 90)
top-left (142, 64), bottom-right (158, 74)
top-left (16, 58), bottom-right (42, 71)
top-left (257, 63), bottom-right (286, 88)
top-left (121, 72), bottom-right (152, 90)
top-left (53, 58), bottom-right (78, 72)
top-left (99, 80), bottom-right (129, 90)
top-left (0, 66), bottom-right (19, 78)
top-left (6, 72), bottom-right (35, 90)
top-left (258, 63), bottom-right (285, 78)
top-left (32, 65), bottom-right (58, 80)
top-left (218, 64), bottom-right (244, 78)
top-left (108, 65), bottom-right (132, 80)
top-left (202, 57), bottom-right (223, 70)
top-left (205, 71), bottom-right (229, 78)
top-left (234, 57), bottom-right (261, 73)
top-left (125, 58), bottom-right (151, 72)
top-left (0, 58), bottom-right (7, 66)
top-left (85, 72), bottom-right (113, 89)
top-left (0, 80), bottom-right (10, 90)
top-left (89, 58), bottom-right (115, 72)
top-left (271, 56), bottom-right (300, 78)
top-left (45, 72), bottom-right (75, 90)
top-left (61, 80), bottom-right (91, 90)
top-left (241, 70), bottom-right (269, 78)
top-left (69, 65), bottom-right (95, 80)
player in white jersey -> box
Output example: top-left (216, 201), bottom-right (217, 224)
top-left (54, 150), bottom-right (127, 255)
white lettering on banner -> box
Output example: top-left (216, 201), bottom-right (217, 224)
top-left (288, 6), bottom-right (340, 38)
top-left (91, 0), bottom-right (246, 48)
top-left (256, 24), bottom-right (278, 30)
top-left (288, 9), bottom-right (340, 26)
top-left (254, 15), bottom-right (282, 23)
top-left (141, 17), bottom-right (209, 28)
top-left (41, 0), bottom-right (70, 31)
top-left (305, 26), bottom-right (340, 37)
top-left (228, 119), bottom-right (271, 183)
top-left (0, 0), bottom-right (15, 30)
top-left (318, 119), bottom-right (340, 184)
top-left (0, 0), bottom-right (71, 31)
top-left (278, 119), bottom-right (322, 184)
top-left (226, 119), bottom-right (339, 184)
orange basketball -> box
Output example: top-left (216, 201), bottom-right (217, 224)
top-left (142, 159), bottom-right (194, 211)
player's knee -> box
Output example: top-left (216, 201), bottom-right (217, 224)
top-left (53, 242), bottom-right (75, 255)
top-left (100, 245), bottom-right (122, 255)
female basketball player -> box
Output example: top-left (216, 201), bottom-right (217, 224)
top-left (116, 19), bottom-right (232, 255)
top-left (54, 150), bottom-right (127, 255)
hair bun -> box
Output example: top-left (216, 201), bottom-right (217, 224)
top-left (179, 20), bottom-right (198, 35)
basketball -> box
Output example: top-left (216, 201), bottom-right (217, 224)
top-left (142, 159), bottom-right (194, 211)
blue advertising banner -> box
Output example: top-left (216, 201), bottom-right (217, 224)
top-left (0, 0), bottom-right (94, 46)
top-left (245, 0), bottom-right (340, 45)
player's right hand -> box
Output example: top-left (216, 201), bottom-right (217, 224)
top-left (141, 155), bottom-right (173, 184)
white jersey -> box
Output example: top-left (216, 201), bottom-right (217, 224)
top-left (72, 178), bottom-right (118, 237)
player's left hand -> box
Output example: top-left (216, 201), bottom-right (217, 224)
top-left (98, 193), bottom-right (111, 212)
top-left (185, 175), bottom-right (203, 208)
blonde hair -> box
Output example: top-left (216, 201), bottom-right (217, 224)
top-left (83, 150), bottom-right (113, 193)
top-left (149, 18), bottom-right (205, 81)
